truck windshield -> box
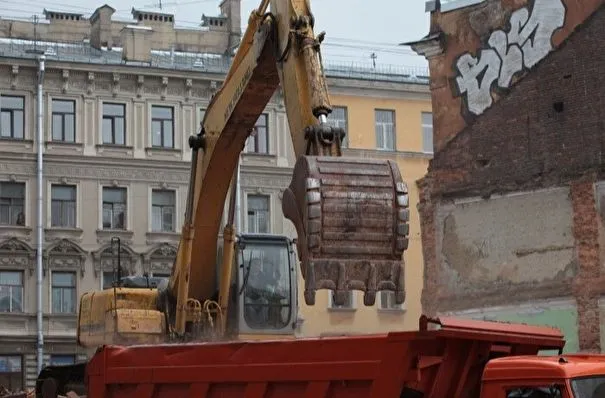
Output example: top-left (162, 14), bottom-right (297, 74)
top-left (571, 376), bottom-right (605, 397)
top-left (240, 241), bottom-right (292, 330)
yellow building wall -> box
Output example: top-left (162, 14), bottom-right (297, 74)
top-left (296, 92), bottom-right (432, 336)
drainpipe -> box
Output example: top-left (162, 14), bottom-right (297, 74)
top-left (236, 153), bottom-right (241, 230)
top-left (36, 54), bottom-right (45, 375)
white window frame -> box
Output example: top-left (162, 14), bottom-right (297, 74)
top-left (0, 93), bottom-right (27, 141)
top-left (327, 290), bottom-right (356, 310)
top-left (421, 111), bottom-right (433, 154)
top-left (98, 183), bottom-right (130, 231)
top-left (49, 270), bottom-right (78, 315)
top-left (148, 101), bottom-right (180, 149)
top-left (0, 270), bottom-right (24, 313)
top-left (99, 100), bottom-right (129, 146)
top-left (0, 180), bottom-right (27, 227)
top-left (326, 106), bottom-right (348, 148)
top-left (47, 181), bottom-right (80, 229)
top-left (375, 109), bottom-right (396, 151)
top-left (148, 186), bottom-right (179, 233)
top-left (379, 290), bottom-right (406, 311)
top-left (46, 94), bottom-right (81, 143)
top-left (245, 192), bottom-right (271, 234)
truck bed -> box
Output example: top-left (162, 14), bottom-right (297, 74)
top-left (80, 316), bottom-right (565, 398)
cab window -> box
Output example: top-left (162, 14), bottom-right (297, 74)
top-left (507, 387), bottom-right (563, 397)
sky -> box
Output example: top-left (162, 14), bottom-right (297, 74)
top-left (0, 0), bottom-right (430, 72)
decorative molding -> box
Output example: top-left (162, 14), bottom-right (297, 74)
top-left (185, 78), bottom-right (192, 101)
top-left (95, 229), bottom-right (134, 246)
top-left (0, 237), bottom-right (36, 275)
top-left (136, 75), bottom-right (144, 98)
top-left (112, 73), bottom-right (120, 97)
top-left (10, 65), bottom-right (18, 90)
top-left (61, 69), bottom-right (69, 94)
top-left (44, 228), bottom-right (84, 243)
top-left (43, 238), bottom-right (88, 277)
top-left (92, 241), bottom-right (138, 276)
top-left (87, 72), bottom-right (95, 95)
top-left (0, 162), bottom-right (190, 183)
top-left (142, 242), bottom-right (177, 274)
top-left (161, 76), bottom-right (168, 100)
top-left (0, 226), bottom-right (33, 241)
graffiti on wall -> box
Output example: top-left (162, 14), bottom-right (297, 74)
top-left (454, 0), bottom-right (566, 116)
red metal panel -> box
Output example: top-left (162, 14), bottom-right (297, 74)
top-left (85, 316), bottom-right (567, 398)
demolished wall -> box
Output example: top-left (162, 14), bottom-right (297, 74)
top-left (412, 0), bottom-right (605, 351)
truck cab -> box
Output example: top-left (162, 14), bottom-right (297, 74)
top-left (482, 355), bottom-right (605, 398)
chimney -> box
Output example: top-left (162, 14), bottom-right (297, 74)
top-left (120, 25), bottom-right (153, 63)
top-left (90, 4), bottom-right (116, 50)
top-left (219, 0), bottom-right (241, 51)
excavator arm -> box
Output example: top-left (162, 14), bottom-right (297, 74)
top-left (166, 0), bottom-right (410, 337)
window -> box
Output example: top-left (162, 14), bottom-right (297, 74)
top-left (102, 103), bottom-right (125, 145)
top-left (51, 185), bottom-right (76, 228)
top-left (0, 271), bottom-right (23, 313)
top-left (102, 271), bottom-right (116, 289)
top-left (0, 95), bottom-right (24, 139)
top-left (0, 355), bottom-right (22, 391)
top-left (422, 112), bottom-right (433, 154)
top-left (326, 106), bottom-right (348, 148)
top-left (246, 114), bottom-right (268, 154)
top-left (151, 105), bottom-right (174, 148)
top-left (375, 109), bottom-right (395, 150)
top-left (51, 271), bottom-right (76, 314)
top-left (151, 189), bottom-right (175, 232)
top-left (49, 355), bottom-right (75, 366)
top-left (247, 195), bottom-right (269, 233)
top-left (52, 271), bottom-right (76, 314)
top-left (102, 187), bottom-right (126, 230)
top-left (379, 291), bottom-right (402, 310)
top-left (506, 386), bottom-right (562, 397)
top-left (329, 291), bottom-right (354, 309)
top-left (0, 182), bottom-right (25, 226)
top-left (51, 99), bottom-right (76, 142)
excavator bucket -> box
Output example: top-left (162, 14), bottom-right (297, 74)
top-left (282, 156), bottom-right (409, 307)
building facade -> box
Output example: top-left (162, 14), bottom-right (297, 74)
top-left (0, 2), bottom-right (431, 390)
top-left (298, 73), bottom-right (433, 336)
top-left (408, 0), bottom-right (605, 354)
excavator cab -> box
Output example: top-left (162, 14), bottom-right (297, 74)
top-left (221, 233), bottom-right (298, 338)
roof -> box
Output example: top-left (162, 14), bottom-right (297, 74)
top-left (484, 354), bottom-right (605, 380)
top-left (0, 38), bottom-right (430, 85)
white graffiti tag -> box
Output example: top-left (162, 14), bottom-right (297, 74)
top-left (455, 0), bottom-right (566, 116)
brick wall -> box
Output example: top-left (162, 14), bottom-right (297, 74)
top-left (419, 2), bottom-right (605, 351)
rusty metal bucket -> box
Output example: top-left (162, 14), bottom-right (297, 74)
top-left (282, 156), bottom-right (409, 306)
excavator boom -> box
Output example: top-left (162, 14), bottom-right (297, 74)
top-left (165, 0), bottom-right (410, 336)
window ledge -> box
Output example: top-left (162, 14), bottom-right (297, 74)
top-left (377, 308), bottom-right (406, 315)
top-left (146, 231), bottom-right (180, 245)
top-left (327, 307), bottom-right (357, 313)
top-left (0, 137), bottom-right (32, 144)
top-left (45, 141), bottom-right (83, 148)
top-left (0, 225), bottom-right (32, 239)
top-left (96, 144), bottom-right (134, 156)
top-left (45, 227), bottom-right (83, 242)
top-left (145, 146), bottom-right (180, 153)
top-left (96, 229), bottom-right (134, 245)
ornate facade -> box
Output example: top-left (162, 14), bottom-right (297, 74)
top-left (0, 2), bottom-right (431, 390)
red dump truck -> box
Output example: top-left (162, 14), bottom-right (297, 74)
top-left (36, 315), bottom-right (605, 397)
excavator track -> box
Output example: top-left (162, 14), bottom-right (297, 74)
top-left (283, 155), bottom-right (409, 307)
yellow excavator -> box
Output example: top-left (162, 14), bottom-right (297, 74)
top-left (36, 0), bottom-right (409, 395)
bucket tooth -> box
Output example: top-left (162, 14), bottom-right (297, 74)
top-left (282, 155), bottom-right (409, 306)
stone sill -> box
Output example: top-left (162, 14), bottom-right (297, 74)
top-left (327, 307), bottom-right (357, 313)
top-left (96, 229), bottom-right (134, 244)
top-left (377, 308), bottom-right (406, 315)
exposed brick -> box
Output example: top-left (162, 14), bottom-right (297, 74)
top-left (421, 1), bottom-right (605, 344)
